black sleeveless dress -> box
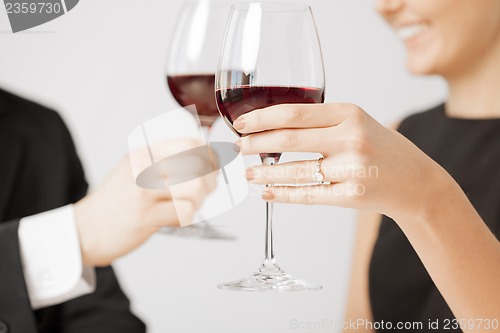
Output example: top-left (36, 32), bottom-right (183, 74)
top-left (369, 104), bottom-right (500, 332)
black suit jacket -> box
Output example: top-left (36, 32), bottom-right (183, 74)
top-left (0, 89), bottom-right (146, 333)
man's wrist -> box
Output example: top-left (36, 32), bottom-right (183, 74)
top-left (74, 197), bottom-right (93, 267)
top-left (18, 205), bottom-right (96, 309)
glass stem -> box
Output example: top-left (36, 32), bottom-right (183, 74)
top-left (201, 125), bottom-right (212, 138)
top-left (262, 155), bottom-right (280, 266)
top-left (198, 125), bottom-right (213, 225)
top-left (265, 193), bottom-right (275, 263)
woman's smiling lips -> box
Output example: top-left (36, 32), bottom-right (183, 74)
top-left (394, 22), bottom-right (430, 44)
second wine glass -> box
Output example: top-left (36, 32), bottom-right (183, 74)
top-left (216, 2), bottom-right (326, 291)
top-left (163, 0), bottom-right (234, 240)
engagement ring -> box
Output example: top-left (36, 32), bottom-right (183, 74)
top-left (312, 157), bottom-right (325, 184)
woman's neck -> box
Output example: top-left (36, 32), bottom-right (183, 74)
top-left (445, 41), bottom-right (500, 119)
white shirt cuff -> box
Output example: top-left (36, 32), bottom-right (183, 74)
top-left (18, 205), bottom-right (96, 310)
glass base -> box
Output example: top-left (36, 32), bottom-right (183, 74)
top-left (159, 221), bottom-right (236, 240)
top-left (218, 260), bottom-right (322, 292)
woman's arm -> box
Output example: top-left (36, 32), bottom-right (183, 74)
top-left (343, 211), bottom-right (380, 333)
top-left (397, 174), bottom-right (500, 327)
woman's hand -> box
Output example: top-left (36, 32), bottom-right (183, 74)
top-left (74, 139), bottom-right (217, 267)
top-left (235, 103), bottom-right (455, 221)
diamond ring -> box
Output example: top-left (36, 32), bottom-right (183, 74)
top-left (312, 157), bottom-right (325, 184)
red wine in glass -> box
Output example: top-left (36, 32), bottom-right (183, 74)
top-left (216, 86), bottom-right (325, 159)
top-left (167, 74), bottom-right (219, 127)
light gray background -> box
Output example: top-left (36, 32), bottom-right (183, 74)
top-left (0, 1), bottom-right (447, 332)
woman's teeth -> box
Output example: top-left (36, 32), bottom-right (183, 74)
top-left (397, 23), bottom-right (428, 41)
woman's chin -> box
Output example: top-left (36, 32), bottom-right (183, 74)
top-left (405, 55), bottom-right (440, 76)
top-left (404, 41), bottom-right (449, 76)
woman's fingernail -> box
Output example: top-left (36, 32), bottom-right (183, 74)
top-left (245, 168), bottom-right (254, 181)
top-left (233, 117), bottom-right (246, 131)
top-left (233, 140), bottom-right (241, 153)
top-left (262, 189), bottom-right (275, 201)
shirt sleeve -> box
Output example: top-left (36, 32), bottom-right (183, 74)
top-left (17, 205), bottom-right (96, 310)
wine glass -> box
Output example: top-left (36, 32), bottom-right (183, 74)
top-left (163, 0), bottom-right (235, 240)
top-left (216, 3), bottom-right (325, 291)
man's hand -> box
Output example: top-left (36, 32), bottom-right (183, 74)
top-left (74, 139), bottom-right (217, 267)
